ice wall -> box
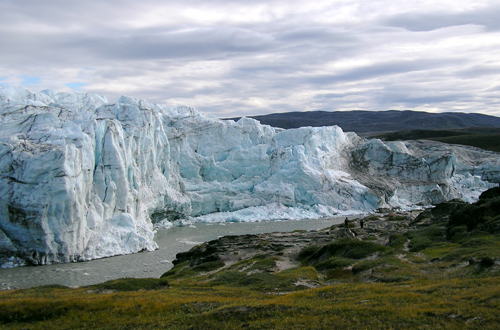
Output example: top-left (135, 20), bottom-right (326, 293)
top-left (1, 86), bottom-right (499, 267)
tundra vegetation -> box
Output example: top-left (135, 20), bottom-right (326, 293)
top-left (0, 187), bottom-right (499, 329)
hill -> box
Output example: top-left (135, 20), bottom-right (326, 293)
top-left (225, 110), bottom-right (500, 134)
top-left (370, 127), bottom-right (500, 152)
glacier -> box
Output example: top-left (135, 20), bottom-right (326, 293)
top-left (0, 85), bottom-right (499, 267)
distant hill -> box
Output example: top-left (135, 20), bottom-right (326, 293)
top-left (371, 127), bottom-right (500, 153)
top-left (225, 110), bottom-right (500, 135)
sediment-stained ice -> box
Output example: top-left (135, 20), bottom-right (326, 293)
top-left (1, 86), bottom-right (499, 267)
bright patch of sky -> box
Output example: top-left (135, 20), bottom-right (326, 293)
top-left (21, 76), bottom-right (40, 85)
top-left (1, 0), bottom-right (499, 117)
top-left (65, 82), bottom-right (88, 90)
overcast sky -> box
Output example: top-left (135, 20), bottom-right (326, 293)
top-left (1, 0), bottom-right (500, 118)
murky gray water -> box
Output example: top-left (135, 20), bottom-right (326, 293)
top-left (0, 217), bottom-right (346, 289)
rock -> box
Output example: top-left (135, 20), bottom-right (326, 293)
top-left (480, 257), bottom-right (495, 268)
top-left (163, 210), bottom-right (424, 279)
top-left (447, 187), bottom-right (500, 234)
top-left (478, 186), bottom-right (500, 202)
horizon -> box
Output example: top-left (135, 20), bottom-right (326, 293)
top-left (1, 1), bottom-right (500, 118)
top-left (224, 108), bottom-right (500, 119)
top-left (3, 84), bottom-right (500, 121)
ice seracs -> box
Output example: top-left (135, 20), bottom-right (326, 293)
top-left (0, 85), bottom-right (499, 267)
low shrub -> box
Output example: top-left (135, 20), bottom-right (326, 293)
top-left (351, 257), bottom-right (403, 274)
top-left (278, 267), bottom-right (318, 281)
top-left (192, 260), bottom-right (225, 272)
top-left (249, 258), bottom-right (276, 271)
top-left (377, 275), bottom-right (412, 283)
top-left (0, 300), bottom-right (76, 324)
top-left (448, 225), bottom-right (468, 242)
top-left (352, 259), bottom-right (386, 274)
top-left (315, 257), bottom-right (353, 271)
top-left (408, 236), bottom-right (433, 252)
top-left (303, 238), bottom-right (388, 265)
top-left (461, 237), bottom-right (490, 248)
top-left (211, 271), bottom-right (246, 286)
top-left (324, 269), bottom-right (353, 280)
top-left (387, 234), bottom-right (407, 249)
top-left (388, 215), bottom-right (407, 221)
top-left (406, 224), bottom-right (447, 252)
top-left (480, 257), bottom-right (495, 268)
top-left (297, 245), bottom-right (321, 261)
top-left (86, 278), bottom-right (170, 292)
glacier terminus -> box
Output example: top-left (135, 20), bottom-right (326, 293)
top-left (0, 86), bottom-right (499, 268)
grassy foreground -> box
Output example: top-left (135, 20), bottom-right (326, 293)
top-left (1, 231), bottom-right (499, 330)
top-left (0, 276), bottom-right (499, 329)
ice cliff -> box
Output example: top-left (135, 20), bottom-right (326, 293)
top-left (1, 86), bottom-right (499, 267)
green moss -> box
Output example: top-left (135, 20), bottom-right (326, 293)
top-left (160, 269), bottom-right (177, 278)
top-left (351, 257), bottom-right (404, 274)
top-left (460, 237), bottom-right (493, 248)
top-left (210, 267), bottom-right (318, 291)
top-left (406, 224), bottom-right (446, 240)
top-left (192, 260), bottom-right (225, 272)
top-left (278, 267), bottom-right (318, 281)
top-left (86, 278), bottom-right (170, 292)
top-left (227, 256), bottom-right (277, 272)
top-left (249, 258), bottom-right (277, 271)
top-left (211, 271), bottom-right (247, 286)
top-left (297, 245), bottom-right (321, 261)
top-left (406, 225), bottom-right (447, 252)
top-left (469, 229), bottom-right (493, 237)
top-left (160, 260), bottom-right (202, 279)
top-left (301, 238), bottom-right (388, 268)
top-left (448, 225), bottom-right (468, 242)
top-left (420, 242), bottom-right (458, 259)
top-left (387, 215), bottom-right (407, 221)
top-left (253, 253), bottom-right (270, 259)
top-left (324, 269), bottom-right (353, 280)
top-left (387, 234), bottom-right (407, 249)
top-left (236, 273), bottom-right (291, 291)
top-left (408, 236), bottom-right (433, 252)
top-left (449, 236), bottom-right (500, 260)
top-left (405, 253), bottom-right (428, 263)
top-left (315, 257), bottom-right (353, 271)
top-left (377, 275), bottom-right (413, 283)
top-left (419, 234), bottom-right (500, 262)
top-left (25, 284), bottom-right (70, 292)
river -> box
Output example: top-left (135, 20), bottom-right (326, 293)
top-left (0, 217), bottom-right (346, 290)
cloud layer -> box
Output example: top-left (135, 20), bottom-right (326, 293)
top-left (1, 0), bottom-right (500, 117)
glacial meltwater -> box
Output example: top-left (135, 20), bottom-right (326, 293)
top-left (0, 217), bottom-right (345, 290)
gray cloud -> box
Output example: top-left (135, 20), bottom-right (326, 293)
top-left (383, 4), bottom-right (500, 32)
top-left (69, 27), bottom-right (273, 61)
top-left (0, 0), bottom-right (499, 117)
top-left (307, 58), bottom-right (464, 85)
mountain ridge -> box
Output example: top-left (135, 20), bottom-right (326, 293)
top-left (225, 110), bottom-right (500, 134)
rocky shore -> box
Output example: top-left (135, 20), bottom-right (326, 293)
top-left (163, 187), bottom-right (500, 289)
